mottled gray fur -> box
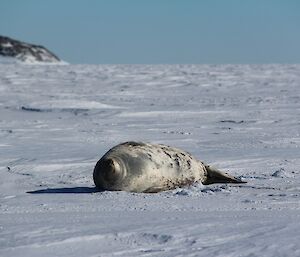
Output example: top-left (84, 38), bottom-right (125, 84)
top-left (93, 141), bottom-right (245, 193)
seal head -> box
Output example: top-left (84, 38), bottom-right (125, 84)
top-left (93, 157), bottom-right (126, 190)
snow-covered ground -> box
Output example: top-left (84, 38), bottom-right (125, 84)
top-left (0, 63), bottom-right (299, 256)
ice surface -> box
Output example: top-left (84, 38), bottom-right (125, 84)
top-left (0, 64), bottom-right (300, 256)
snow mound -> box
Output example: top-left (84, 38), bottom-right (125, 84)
top-left (271, 168), bottom-right (295, 178)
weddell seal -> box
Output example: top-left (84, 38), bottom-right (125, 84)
top-left (93, 142), bottom-right (246, 193)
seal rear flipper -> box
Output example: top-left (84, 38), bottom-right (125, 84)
top-left (204, 165), bottom-right (246, 185)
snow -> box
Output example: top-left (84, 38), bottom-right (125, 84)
top-left (0, 63), bottom-right (300, 256)
top-left (1, 42), bottom-right (13, 48)
top-left (0, 56), bottom-right (17, 64)
top-left (0, 55), bottom-right (68, 65)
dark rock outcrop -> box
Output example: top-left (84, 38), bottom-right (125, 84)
top-left (0, 35), bottom-right (61, 63)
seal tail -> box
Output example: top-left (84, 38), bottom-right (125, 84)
top-left (204, 165), bottom-right (246, 185)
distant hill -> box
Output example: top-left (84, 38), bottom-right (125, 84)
top-left (0, 35), bottom-right (62, 63)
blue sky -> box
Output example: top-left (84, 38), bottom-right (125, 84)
top-left (1, 0), bottom-right (299, 64)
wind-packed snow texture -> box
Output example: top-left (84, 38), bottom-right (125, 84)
top-left (0, 64), bottom-right (299, 256)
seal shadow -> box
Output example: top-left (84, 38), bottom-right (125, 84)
top-left (27, 186), bottom-right (104, 194)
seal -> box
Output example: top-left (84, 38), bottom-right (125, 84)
top-left (93, 141), bottom-right (246, 193)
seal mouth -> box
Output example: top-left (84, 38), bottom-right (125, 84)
top-left (93, 157), bottom-right (126, 189)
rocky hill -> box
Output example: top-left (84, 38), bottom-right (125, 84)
top-left (0, 35), bottom-right (62, 63)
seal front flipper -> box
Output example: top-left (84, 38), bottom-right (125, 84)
top-left (203, 165), bottom-right (246, 185)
